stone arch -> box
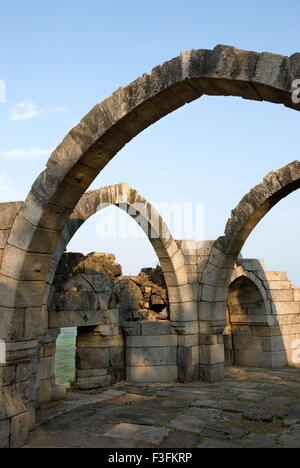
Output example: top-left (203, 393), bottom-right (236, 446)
top-left (45, 182), bottom-right (189, 304)
top-left (1, 45), bottom-right (300, 446)
top-left (3, 45), bottom-right (300, 313)
top-left (198, 161), bottom-right (300, 380)
top-left (225, 263), bottom-right (272, 367)
top-left (206, 160), bottom-right (300, 307)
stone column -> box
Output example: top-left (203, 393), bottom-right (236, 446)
top-left (75, 309), bottom-right (124, 390)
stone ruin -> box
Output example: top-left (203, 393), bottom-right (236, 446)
top-left (44, 252), bottom-right (170, 395)
top-left (0, 44), bottom-right (300, 447)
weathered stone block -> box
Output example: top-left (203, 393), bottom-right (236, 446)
top-left (168, 284), bottom-right (194, 303)
top-left (126, 335), bottom-right (177, 348)
top-left (200, 343), bottom-right (224, 365)
top-left (0, 419), bottom-right (9, 448)
top-left (126, 346), bottom-right (177, 367)
top-left (76, 347), bottom-right (109, 370)
top-left (40, 356), bottom-right (54, 380)
top-left (141, 320), bottom-right (171, 336)
top-left (199, 363), bottom-right (224, 383)
top-left (16, 363), bottom-right (31, 383)
top-left (10, 411), bottom-right (30, 448)
top-left (75, 375), bottom-right (112, 390)
top-left (169, 302), bottom-right (197, 322)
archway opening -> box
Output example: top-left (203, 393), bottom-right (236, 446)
top-left (49, 203), bottom-right (174, 396)
top-left (225, 276), bottom-right (268, 367)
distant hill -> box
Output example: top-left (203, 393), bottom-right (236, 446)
top-left (55, 328), bottom-right (76, 386)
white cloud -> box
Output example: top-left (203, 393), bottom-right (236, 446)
top-left (0, 146), bottom-right (54, 160)
top-left (10, 101), bottom-right (46, 121)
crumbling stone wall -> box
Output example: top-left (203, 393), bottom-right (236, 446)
top-left (43, 252), bottom-right (171, 394)
top-left (225, 258), bottom-right (300, 369)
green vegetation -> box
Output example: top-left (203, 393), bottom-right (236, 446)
top-left (55, 328), bottom-right (77, 386)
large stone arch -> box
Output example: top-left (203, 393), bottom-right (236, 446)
top-left (46, 182), bottom-right (190, 310)
top-left (198, 161), bottom-right (300, 380)
top-left (3, 45), bottom-right (300, 312)
top-left (1, 45), bottom-right (300, 446)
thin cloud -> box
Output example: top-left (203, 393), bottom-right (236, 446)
top-left (10, 101), bottom-right (46, 121)
top-left (0, 146), bottom-right (54, 160)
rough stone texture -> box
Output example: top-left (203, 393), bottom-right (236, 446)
top-left (1, 46), bottom-right (300, 447)
top-left (23, 367), bottom-right (300, 448)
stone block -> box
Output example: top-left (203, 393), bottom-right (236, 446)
top-left (126, 346), bottom-right (177, 367)
top-left (262, 336), bottom-right (286, 352)
top-left (93, 324), bottom-right (120, 336)
top-left (198, 301), bottom-right (226, 321)
top-left (178, 346), bottom-right (199, 366)
top-left (164, 265), bottom-right (189, 287)
top-left (178, 334), bottom-right (199, 347)
top-left (201, 284), bottom-right (228, 302)
top-left (260, 271), bottom-right (287, 281)
top-left (0, 419), bottom-right (9, 448)
top-left (0, 244), bottom-right (51, 281)
top-left (49, 309), bottom-right (104, 328)
top-left (169, 302), bottom-right (197, 322)
top-left (76, 347), bottom-right (109, 370)
top-left (39, 378), bottom-right (52, 405)
top-left (126, 335), bottom-right (177, 348)
top-left (294, 289), bottom-right (300, 301)
top-left (0, 202), bottom-right (22, 230)
top-left (199, 363), bottom-right (224, 383)
top-left (24, 307), bottom-right (47, 340)
top-left (40, 356), bottom-right (54, 380)
top-left (8, 215), bottom-right (61, 254)
top-left (16, 363), bottom-right (31, 383)
top-left (0, 230), bottom-right (10, 250)
top-left (271, 302), bottom-right (300, 316)
top-left (77, 333), bottom-right (124, 348)
top-left (0, 307), bottom-right (25, 342)
top-left (122, 321), bottom-right (141, 336)
top-left (168, 284), bottom-right (194, 303)
top-left (0, 275), bottom-right (45, 308)
top-left (267, 290), bottom-right (294, 302)
top-left (10, 411), bottom-right (30, 448)
top-left (75, 375), bottom-right (112, 390)
top-left (192, 283), bottom-right (202, 301)
top-left (43, 328), bottom-right (60, 344)
top-left (3, 384), bottom-right (27, 418)
top-left (238, 258), bottom-right (265, 271)
top-left (141, 320), bottom-right (171, 336)
top-left (126, 365), bottom-right (178, 383)
top-left (77, 369), bottom-right (107, 378)
top-left (43, 342), bottom-right (56, 357)
top-left (0, 365), bottom-right (15, 386)
top-left (200, 343), bottom-right (224, 364)
top-left (171, 321), bottom-right (198, 335)
top-left (109, 346), bottom-right (124, 368)
top-left (51, 384), bottom-right (67, 402)
top-left (263, 280), bottom-right (292, 290)
top-left (178, 363), bottom-right (199, 383)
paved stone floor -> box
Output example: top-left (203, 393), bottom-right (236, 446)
top-left (24, 367), bottom-right (300, 448)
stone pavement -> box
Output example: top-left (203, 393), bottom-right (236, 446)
top-left (23, 367), bottom-right (300, 448)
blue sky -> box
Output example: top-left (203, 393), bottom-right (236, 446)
top-left (0, 1), bottom-right (300, 281)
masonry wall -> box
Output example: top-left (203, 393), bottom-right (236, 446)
top-left (123, 320), bottom-right (178, 383)
top-left (225, 259), bottom-right (300, 369)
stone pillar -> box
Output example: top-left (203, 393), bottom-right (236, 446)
top-left (75, 309), bottom-right (124, 390)
top-left (0, 341), bottom-right (37, 448)
top-left (124, 320), bottom-right (178, 383)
